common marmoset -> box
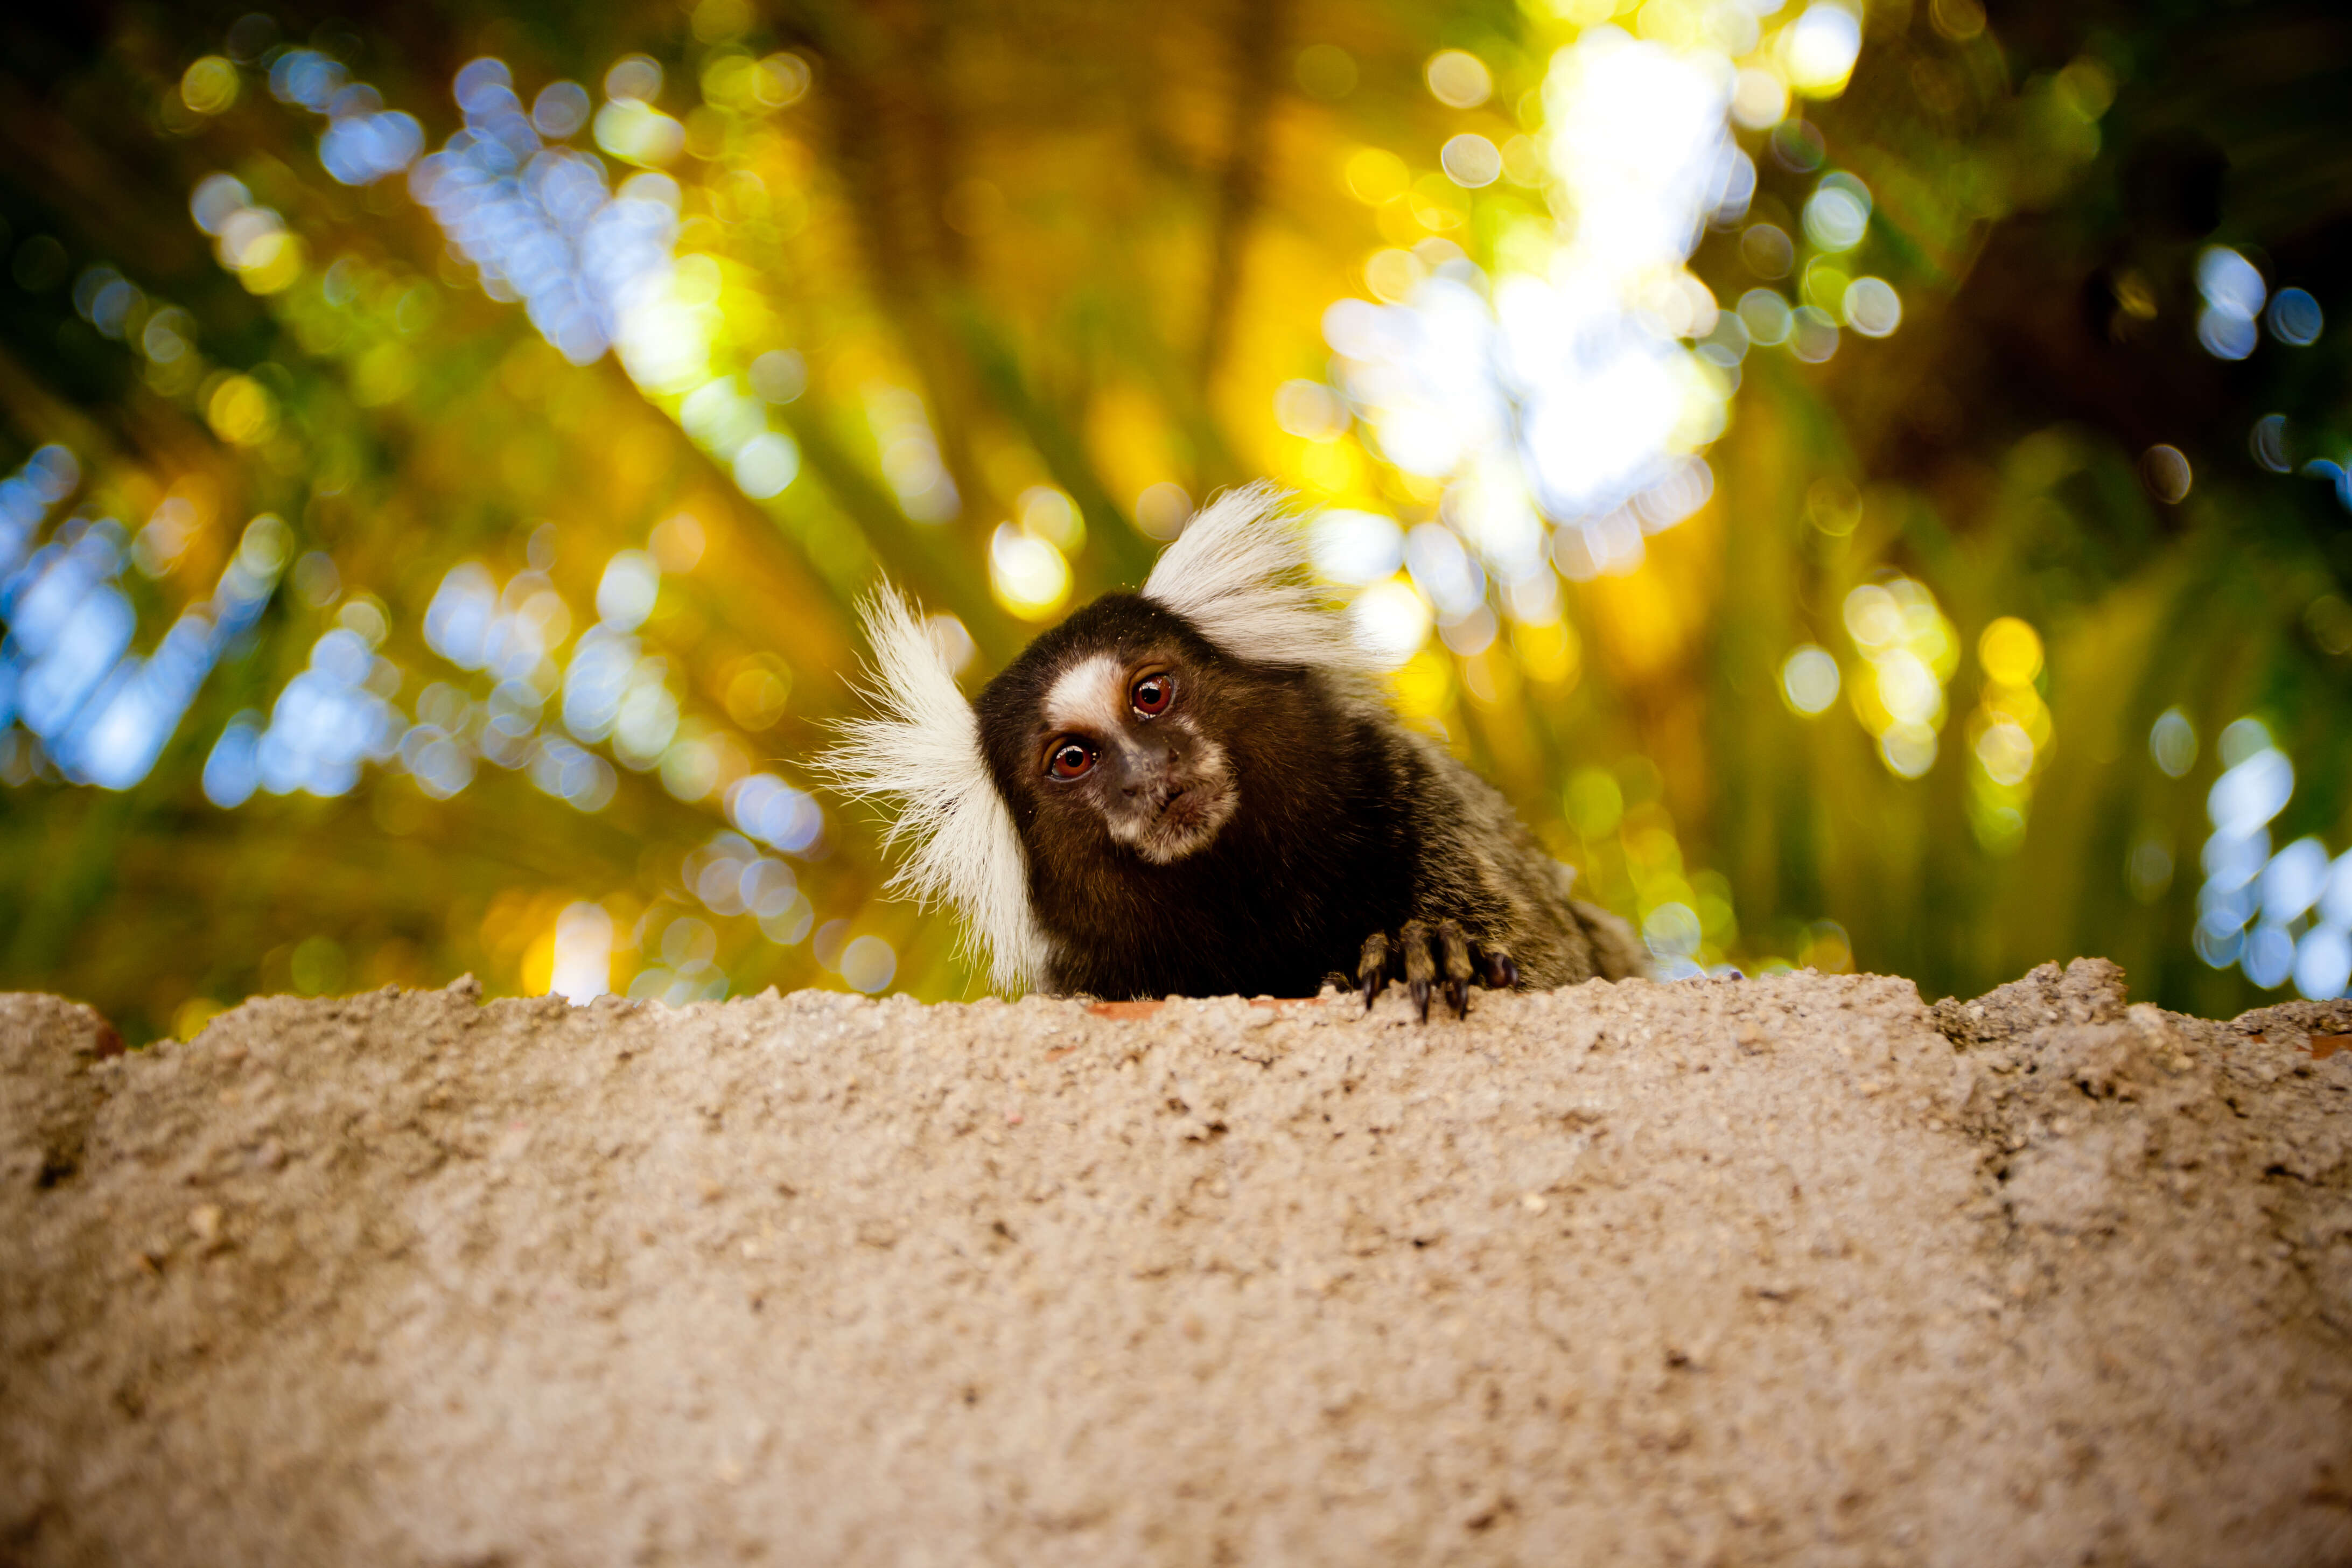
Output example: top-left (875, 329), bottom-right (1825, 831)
top-left (823, 484), bottom-right (1647, 1018)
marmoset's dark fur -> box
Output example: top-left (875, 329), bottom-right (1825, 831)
top-left (824, 484), bottom-right (1646, 1018)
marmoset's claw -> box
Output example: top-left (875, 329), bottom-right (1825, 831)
top-left (1357, 931), bottom-right (1391, 1014)
top-left (1400, 920), bottom-right (1436, 1022)
top-left (1437, 920), bottom-right (1474, 1018)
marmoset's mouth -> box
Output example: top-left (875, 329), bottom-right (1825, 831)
top-left (1120, 777), bottom-right (1238, 865)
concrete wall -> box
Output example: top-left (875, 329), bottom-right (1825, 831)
top-left (3, 962), bottom-right (2348, 1565)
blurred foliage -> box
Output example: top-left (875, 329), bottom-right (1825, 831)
top-left (0, 0), bottom-right (2346, 1043)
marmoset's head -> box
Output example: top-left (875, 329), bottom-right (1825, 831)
top-left (822, 483), bottom-right (1361, 991)
top-left (972, 596), bottom-right (1240, 866)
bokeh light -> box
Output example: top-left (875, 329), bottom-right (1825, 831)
top-left (550, 902), bottom-right (614, 1002)
top-left (1424, 50), bottom-right (1493, 109)
top-left (838, 935), bottom-right (897, 994)
top-left (1785, 4), bottom-right (1863, 95)
top-left (1780, 645), bottom-right (1840, 715)
top-left (1836, 577), bottom-right (1959, 781)
top-left (989, 525), bottom-right (1072, 620)
top-left (2267, 289), bottom-right (2323, 347)
top-left (2150, 708), bottom-right (2198, 779)
top-left (2186, 717), bottom-right (2351, 995)
top-left (2195, 247), bottom-right (2264, 361)
top-left (2140, 445), bottom-right (2193, 504)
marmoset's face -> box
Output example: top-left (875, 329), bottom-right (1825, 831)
top-left (1026, 649), bottom-right (1237, 865)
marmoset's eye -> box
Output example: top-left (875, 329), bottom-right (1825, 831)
top-left (1048, 740), bottom-right (1096, 780)
top-left (1130, 673), bottom-right (1173, 716)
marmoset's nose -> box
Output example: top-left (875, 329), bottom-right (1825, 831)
top-left (1114, 740), bottom-right (1184, 800)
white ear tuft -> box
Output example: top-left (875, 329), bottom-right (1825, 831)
top-left (811, 587), bottom-right (1053, 993)
top-left (1142, 481), bottom-right (1361, 671)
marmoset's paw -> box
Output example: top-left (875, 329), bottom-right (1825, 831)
top-left (1356, 919), bottom-right (1515, 1021)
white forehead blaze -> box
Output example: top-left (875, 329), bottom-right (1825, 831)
top-left (1042, 654), bottom-right (1129, 737)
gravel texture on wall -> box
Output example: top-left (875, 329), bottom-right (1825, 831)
top-left (3, 960), bottom-right (2349, 1567)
